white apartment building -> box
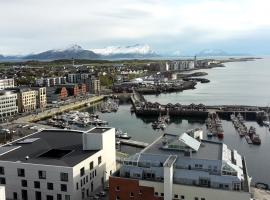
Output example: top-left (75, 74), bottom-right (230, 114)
top-left (0, 79), bottom-right (14, 90)
top-left (0, 90), bottom-right (18, 118)
top-left (0, 127), bottom-right (116, 200)
top-left (110, 132), bottom-right (251, 200)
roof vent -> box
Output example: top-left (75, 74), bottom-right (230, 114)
top-left (25, 156), bottom-right (29, 160)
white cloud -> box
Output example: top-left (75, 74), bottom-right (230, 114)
top-left (0, 0), bottom-right (270, 54)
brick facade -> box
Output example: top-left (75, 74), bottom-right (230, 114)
top-left (109, 176), bottom-right (162, 200)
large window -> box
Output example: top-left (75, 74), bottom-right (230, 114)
top-left (61, 184), bottom-right (67, 192)
top-left (34, 181), bottom-right (40, 189)
top-left (90, 161), bottom-right (94, 170)
top-left (38, 170), bottom-right (46, 179)
top-left (21, 180), bottom-right (27, 187)
top-left (60, 173), bottom-right (68, 182)
top-left (80, 167), bottom-right (85, 177)
top-left (0, 177), bottom-right (6, 184)
top-left (98, 156), bottom-right (102, 165)
top-left (0, 166), bottom-right (4, 175)
top-left (47, 182), bottom-right (54, 190)
top-left (17, 168), bottom-right (25, 177)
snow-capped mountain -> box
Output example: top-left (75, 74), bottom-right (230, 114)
top-left (24, 45), bottom-right (100, 60)
top-left (91, 44), bottom-right (157, 58)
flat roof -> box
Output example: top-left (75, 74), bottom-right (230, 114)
top-left (143, 133), bottom-right (222, 161)
top-left (0, 129), bottom-right (99, 167)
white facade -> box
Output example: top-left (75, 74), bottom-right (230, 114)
top-left (0, 128), bottom-right (116, 200)
top-left (0, 79), bottom-right (14, 90)
top-left (0, 186), bottom-right (5, 200)
top-left (140, 180), bottom-right (251, 200)
top-left (0, 90), bottom-right (18, 118)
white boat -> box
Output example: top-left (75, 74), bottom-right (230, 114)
top-left (116, 129), bottom-right (131, 139)
top-left (207, 132), bottom-right (213, 137)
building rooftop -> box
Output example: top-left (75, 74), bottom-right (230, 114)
top-left (0, 129), bottom-right (99, 167)
top-left (143, 133), bottom-right (222, 161)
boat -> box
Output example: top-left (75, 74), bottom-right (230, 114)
top-left (207, 132), bottom-right (213, 137)
top-left (159, 123), bottom-right (166, 130)
top-left (248, 126), bottom-right (261, 145)
top-left (152, 121), bottom-right (160, 129)
top-left (116, 129), bottom-right (131, 139)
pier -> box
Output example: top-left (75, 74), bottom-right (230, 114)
top-left (131, 90), bottom-right (266, 121)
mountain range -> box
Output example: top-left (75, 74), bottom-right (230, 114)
top-left (0, 45), bottom-right (249, 61)
top-left (0, 44), bottom-right (157, 61)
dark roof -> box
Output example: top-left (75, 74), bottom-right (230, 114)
top-left (0, 129), bottom-right (99, 167)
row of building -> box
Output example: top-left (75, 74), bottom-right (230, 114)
top-left (35, 73), bottom-right (98, 88)
top-left (0, 127), bottom-right (252, 200)
top-left (0, 78), bottom-right (101, 119)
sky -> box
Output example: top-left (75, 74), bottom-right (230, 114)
top-left (0, 0), bottom-right (270, 55)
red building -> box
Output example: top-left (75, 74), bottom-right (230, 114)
top-left (109, 176), bottom-right (162, 200)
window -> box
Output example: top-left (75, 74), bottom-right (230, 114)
top-left (95, 170), bottom-right (97, 176)
top-left (116, 186), bottom-right (120, 191)
top-left (116, 196), bottom-right (120, 200)
top-left (98, 156), bottom-right (102, 165)
top-left (154, 192), bottom-right (158, 196)
top-left (174, 194), bottom-right (179, 199)
top-left (22, 190), bottom-right (28, 200)
top-left (60, 173), bottom-right (68, 182)
top-left (161, 193), bottom-right (164, 197)
top-left (38, 170), bottom-right (46, 179)
top-left (0, 166), bottom-right (4, 175)
top-left (65, 195), bottom-right (70, 200)
top-left (47, 195), bottom-right (53, 200)
top-left (47, 182), bottom-right (54, 190)
top-left (80, 167), bottom-right (85, 177)
top-left (130, 192), bottom-right (134, 197)
top-left (0, 177), bottom-right (6, 184)
top-left (34, 181), bottom-right (40, 189)
top-left (35, 191), bottom-right (41, 200)
top-left (61, 184), bottom-right (67, 192)
top-left (194, 198), bottom-right (199, 200)
top-left (181, 196), bottom-right (185, 199)
top-left (90, 161), bottom-right (94, 170)
top-left (201, 198), bottom-right (206, 200)
top-left (76, 182), bottom-right (79, 190)
top-left (57, 194), bottom-right (62, 200)
top-left (18, 168), bottom-right (25, 177)
top-left (21, 180), bottom-right (27, 187)
top-left (13, 192), bottom-right (18, 200)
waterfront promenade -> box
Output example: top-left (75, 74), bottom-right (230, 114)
top-left (12, 95), bottom-right (104, 124)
